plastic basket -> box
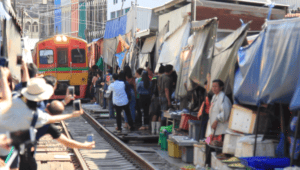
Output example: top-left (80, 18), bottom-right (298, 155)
top-left (240, 157), bottom-right (290, 170)
top-left (160, 124), bottom-right (173, 133)
top-left (179, 114), bottom-right (198, 131)
top-left (168, 139), bottom-right (182, 158)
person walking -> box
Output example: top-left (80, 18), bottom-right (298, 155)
top-left (134, 68), bottom-right (144, 126)
top-left (107, 74), bottom-right (134, 132)
top-left (137, 71), bottom-right (152, 130)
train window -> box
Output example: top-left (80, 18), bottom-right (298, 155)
top-left (39, 50), bottom-right (54, 64)
top-left (57, 49), bottom-right (68, 66)
top-left (72, 49), bottom-right (86, 63)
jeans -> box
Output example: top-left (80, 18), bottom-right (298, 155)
top-left (139, 94), bottom-right (151, 126)
top-left (124, 89), bottom-right (136, 123)
top-left (108, 99), bottom-right (114, 119)
top-left (115, 104), bottom-right (134, 130)
top-left (135, 98), bottom-right (142, 124)
top-left (103, 83), bottom-right (108, 109)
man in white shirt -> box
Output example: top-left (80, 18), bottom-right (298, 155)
top-left (107, 74), bottom-right (134, 132)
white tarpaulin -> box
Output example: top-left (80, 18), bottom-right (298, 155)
top-left (141, 36), bottom-right (156, 53)
top-left (155, 19), bottom-right (191, 73)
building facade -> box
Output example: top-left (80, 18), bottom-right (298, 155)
top-left (107, 0), bottom-right (171, 20)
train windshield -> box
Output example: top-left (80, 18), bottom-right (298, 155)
top-left (39, 50), bottom-right (54, 64)
top-left (72, 49), bottom-right (85, 63)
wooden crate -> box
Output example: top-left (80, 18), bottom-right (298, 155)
top-left (228, 105), bottom-right (268, 134)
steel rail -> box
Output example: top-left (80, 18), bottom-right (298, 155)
top-left (83, 111), bottom-right (158, 170)
top-left (61, 121), bottom-right (90, 170)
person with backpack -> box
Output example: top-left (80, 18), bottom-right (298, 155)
top-left (137, 71), bottom-right (152, 131)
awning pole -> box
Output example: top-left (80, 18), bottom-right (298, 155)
top-left (290, 111), bottom-right (300, 166)
top-left (253, 105), bottom-right (261, 156)
top-left (279, 104), bottom-right (287, 157)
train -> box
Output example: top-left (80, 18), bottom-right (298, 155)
top-left (32, 35), bottom-right (88, 99)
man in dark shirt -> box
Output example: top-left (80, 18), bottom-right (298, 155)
top-left (158, 65), bottom-right (173, 111)
top-left (36, 100), bottom-right (95, 149)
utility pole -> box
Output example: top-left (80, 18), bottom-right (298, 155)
top-left (21, 7), bottom-right (24, 32)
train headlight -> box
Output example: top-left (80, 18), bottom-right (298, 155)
top-left (56, 36), bottom-right (62, 42)
top-left (62, 36), bottom-right (67, 42)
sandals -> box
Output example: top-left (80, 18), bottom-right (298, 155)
top-left (123, 123), bottom-right (129, 129)
top-left (139, 126), bottom-right (149, 131)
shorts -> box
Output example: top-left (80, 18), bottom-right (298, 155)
top-left (0, 154), bottom-right (19, 169)
top-left (150, 97), bottom-right (161, 117)
top-left (159, 97), bottom-right (168, 111)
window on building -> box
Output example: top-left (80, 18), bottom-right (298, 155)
top-left (111, 11), bottom-right (115, 19)
top-left (32, 22), bottom-right (38, 32)
top-left (125, 8), bottom-right (130, 14)
top-left (72, 49), bottom-right (86, 63)
top-left (25, 22), bottom-right (31, 32)
top-left (39, 50), bottom-right (54, 64)
top-left (113, 0), bottom-right (118, 4)
top-left (117, 10), bottom-right (123, 17)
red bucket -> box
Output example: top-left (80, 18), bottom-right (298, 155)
top-left (179, 114), bottom-right (198, 131)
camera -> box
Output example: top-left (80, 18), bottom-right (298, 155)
top-left (16, 55), bottom-right (22, 65)
top-left (6, 128), bottom-right (36, 148)
top-left (0, 58), bottom-right (8, 67)
top-left (68, 86), bottom-right (75, 96)
top-left (73, 100), bottom-right (81, 111)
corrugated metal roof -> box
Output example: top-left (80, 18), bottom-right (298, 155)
top-left (104, 15), bottom-right (127, 39)
top-left (141, 36), bottom-right (157, 53)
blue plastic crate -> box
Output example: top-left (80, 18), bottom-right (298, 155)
top-left (240, 157), bottom-right (290, 170)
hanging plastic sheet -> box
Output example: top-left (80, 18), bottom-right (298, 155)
top-left (139, 53), bottom-right (149, 69)
top-left (141, 36), bottom-right (156, 53)
top-left (103, 38), bottom-right (117, 66)
top-left (211, 23), bottom-right (250, 95)
top-left (188, 18), bottom-right (218, 91)
top-left (175, 47), bottom-right (193, 98)
top-left (233, 31), bottom-right (265, 105)
top-left (234, 18), bottom-right (300, 106)
top-left (155, 19), bottom-right (191, 73)
top-left (154, 22), bottom-right (169, 71)
top-left (258, 19), bottom-right (300, 105)
top-left (116, 52), bottom-right (125, 68)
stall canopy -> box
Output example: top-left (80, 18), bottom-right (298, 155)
top-left (103, 38), bottom-right (117, 66)
top-left (0, 2), bottom-right (11, 20)
top-left (154, 22), bottom-right (169, 70)
top-left (155, 18), bottom-right (191, 73)
top-left (139, 36), bottom-right (156, 68)
top-left (188, 18), bottom-right (218, 91)
top-left (211, 22), bottom-right (250, 95)
top-left (234, 18), bottom-right (300, 106)
top-left (104, 15), bottom-right (127, 39)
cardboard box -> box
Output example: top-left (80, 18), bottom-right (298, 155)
top-left (193, 144), bottom-right (205, 167)
top-left (228, 105), bottom-right (268, 134)
top-left (222, 134), bottom-right (242, 154)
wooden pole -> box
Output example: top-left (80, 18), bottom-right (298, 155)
top-left (290, 111), bottom-right (300, 166)
top-left (253, 105), bottom-right (261, 156)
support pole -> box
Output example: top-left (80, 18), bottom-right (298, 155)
top-left (290, 111), bottom-right (300, 166)
top-left (279, 104), bottom-right (287, 157)
top-left (253, 105), bottom-right (261, 156)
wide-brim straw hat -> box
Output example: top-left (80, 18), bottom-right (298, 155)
top-left (21, 78), bottom-right (54, 102)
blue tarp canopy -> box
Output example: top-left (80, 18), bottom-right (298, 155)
top-left (234, 18), bottom-right (300, 108)
top-left (104, 15), bottom-right (127, 39)
top-left (115, 52), bottom-right (125, 67)
top-left (92, 38), bottom-right (100, 42)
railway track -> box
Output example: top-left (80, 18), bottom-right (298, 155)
top-left (63, 106), bottom-right (180, 170)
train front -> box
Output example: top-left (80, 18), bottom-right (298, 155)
top-left (34, 35), bottom-right (88, 99)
